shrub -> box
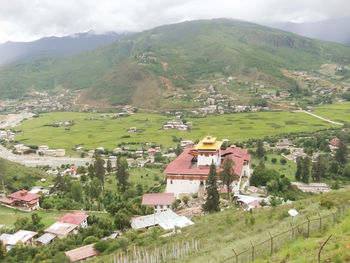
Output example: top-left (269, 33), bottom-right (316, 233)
top-left (280, 158), bottom-right (287, 165)
top-left (94, 240), bottom-right (110, 253)
top-left (271, 158), bottom-right (277, 163)
top-left (83, 236), bottom-right (99, 245)
top-left (182, 196), bottom-right (190, 205)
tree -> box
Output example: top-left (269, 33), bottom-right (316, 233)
top-left (106, 159), bottom-right (112, 174)
top-left (116, 158), bottom-right (129, 192)
top-left (90, 178), bottom-right (102, 201)
top-left (250, 167), bottom-right (279, 186)
top-left (0, 159), bottom-right (7, 194)
top-left (219, 159), bottom-right (237, 200)
top-left (256, 140), bottom-right (265, 158)
top-left (276, 90), bottom-right (280, 97)
top-left (88, 164), bottom-right (94, 178)
top-left (295, 156), bottom-right (303, 181)
top-left (94, 154), bottom-right (105, 192)
top-left (203, 163), bottom-right (220, 212)
top-left (301, 156), bottom-right (310, 183)
top-left (0, 241), bottom-right (5, 260)
top-left (312, 155), bottom-right (326, 182)
top-left (114, 211), bottom-right (131, 230)
top-left (335, 136), bottom-right (347, 165)
top-left (71, 182), bottom-right (83, 202)
top-left (175, 144), bottom-right (183, 156)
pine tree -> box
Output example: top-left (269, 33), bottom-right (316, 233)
top-left (256, 140), bottom-right (265, 158)
top-left (203, 163), bottom-right (220, 212)
top-left (295, 156), bottom-right (303, 181)
top-left (106, 159), bottom-right (112, 174)
top-left (116, 157), bottom-right (129, 192)
top-left (276, 90), bottom-right (280, 97)
top-left (175, 144), bottom-right (183, 156)
top-left (94, 154), bottom-right (105, 193)
top-left (311, 155), bottom-right (325, 182)
top-left (220, 159), bottom-right (236, 200)
top-left (335, 136), bottom-right (347, 165)
top-left (301, 156), bottom-right (310, 183)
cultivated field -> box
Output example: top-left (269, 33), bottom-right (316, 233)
top-left (312, 102), bottom-right (350, 124)
top-left (14, 111), bottom-right (335, 154)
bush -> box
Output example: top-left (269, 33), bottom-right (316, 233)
top-left (94, 240), bottom-right (110, 253)
top-left (271, 158), bottom-right (277, 163)
top-left (182, 196), bottom-right (190, 205)
top-left (280, 158), bottom-right (287, 165)
top-left (83, 236), bottom-right (99, 245)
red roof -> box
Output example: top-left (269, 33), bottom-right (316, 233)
top-left (330, 138), bottom-right (340, 147)
top-left (65, 244), bottom-right (98, 262)
top-left (142, 193), bottom-right (175, 206)
top-left (249, 200), bottom-right (262, 208)
top-left (8, 190), bottom-right (40, 202)
top-left (164, 147), bottom-right (251, 177)
top-left (0, 197), bottom-right (14, 205)
top-left (57, 211), bottom-right (88, 225)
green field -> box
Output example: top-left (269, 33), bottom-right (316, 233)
top-left (312, 102), bottom-right (350, 124)
top-left (14, 111), bottom-right (335, 155)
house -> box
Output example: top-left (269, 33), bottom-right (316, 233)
top-left (75, 146), bottom-right (83, 152)
top-left (180, 140), bottom-right (194, 148)
top-left (147, 148), bottom-right (156, 155)
top-left (164, 136), bottom-right (251, 198)
top-left (131, 210), bottom-right (194, 230)
top-left (276, 139), bottom-right (293, 149)
top-left (0, 230), bottom-right (37, 251)
top-left (128, 127), bottom-right (137, 133)
top-left (14, 144), bottom-right (30, 154)
top-left (329, 138), bottom-right (340, 151)
top-left (55, 149), bottom-right (66, 157)
top-left (36, 233), bottom-right (56, 246)
top-left (291, 182), bottom-right (330, 193)
top-left (0, 190), bottom-right (40, 211)
top-left (57, 211), bottom-right (89, 228)
top-left (65, 244), bottom-right (98, 262)
top-left (88, 150), bottom-right (95, 158)
top-left (135, 150), bottom-right (143, 157)
top-left (45, 211), bottom-right (89, 238)
top-left (142, 193), bottom-right (175, 214)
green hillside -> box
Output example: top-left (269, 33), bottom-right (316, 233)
top-left (0, 19), bottom-right (349, 108)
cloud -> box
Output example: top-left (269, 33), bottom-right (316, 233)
top-left (0, 0), bottom-right (349, 43)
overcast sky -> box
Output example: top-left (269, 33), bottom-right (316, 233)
top-left (0, 0), bottom-right (349, 43)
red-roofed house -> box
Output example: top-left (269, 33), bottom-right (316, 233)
top-left (0, 190), bottom-right (40, 211)
top-left (142, 193), bottom-right (175, 213)
top-left (65, 243), bottom-right (98, 262)
top-left (329, 138), bottom-right (340, 151)
top-left (164, 136), bottom-right (251, 198)
top-left (57, 211), bottom-right (89, 228)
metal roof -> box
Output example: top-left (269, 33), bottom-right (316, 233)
top-left (36, 233), bottom-right (56, 245)
top-left (131, 210), bottom-right (194, 230)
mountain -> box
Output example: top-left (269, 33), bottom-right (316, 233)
top-left (269, 17), bottom-right (350, 45)
top-left (0, 31), bottom-right (126, 66)
top-left (0, 19), bottom-right (349, 108)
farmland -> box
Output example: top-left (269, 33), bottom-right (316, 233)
top-left (312, 101), bottom-right (350, 124)
top-left (14, 110), bottom-right (335, 155)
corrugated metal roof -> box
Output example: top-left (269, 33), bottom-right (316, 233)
top-left (131, 210), bottom-right (194, 230)
top-left (36, 233), bottom-right (56, 245)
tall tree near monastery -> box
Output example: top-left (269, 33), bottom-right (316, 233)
top-left (203, 163), bottom-right (220, 212)
top-left (301, 156), bottom-right (311, 183)
top-left (335, 136), bottom-right (347, 165)
top-left (94, 154), bottom-right (105, 193)
top-left (256, 140), bottom-right (265, 158)
top-left (220, 159), bottom-right (236, 200)
top-left (116, 157), bottom-right (129, 192)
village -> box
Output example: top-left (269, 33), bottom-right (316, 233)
top-left (0, 129), bottom-right (343, 261)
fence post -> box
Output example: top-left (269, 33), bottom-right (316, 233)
top-left (318, 213), bottom-right (322, 230)
top-left (290, 223), bottom-right (294, 240)
top-left (250, 240), bottom-right (254, 262)
top-left (232, 248), bottom-right (238, 263)
top-left (268, 231), bottom-right (273, 255)
top-left (306, 216), bottom-right (310, 237)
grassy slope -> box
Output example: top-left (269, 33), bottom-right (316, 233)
top-left (0, 19), bottom-right (349, 108)
top-left (312, 102), bottom-right (350, 124)
top-left (256, 210), bottom-right (350, 263)
top-left (1, 157), bottom-right (54, 192)
top-left (14, 110), bottom-right (334, 154)
top-left (92, 188), bottom-right (350, 263)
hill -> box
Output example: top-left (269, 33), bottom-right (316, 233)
top-left (0, 31), bottom-right (126, 66)
top-left (0, 19), bottom-right (349, 109)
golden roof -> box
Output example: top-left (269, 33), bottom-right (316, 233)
top-left (194, 136), bottom-right (223, 151)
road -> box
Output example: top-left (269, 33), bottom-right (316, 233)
top-left (295, 110), bottom-right (344, 126)
top-left (0, 145), bottom-right (92, 168)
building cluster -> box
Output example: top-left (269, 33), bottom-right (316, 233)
top-left (37, 145), bottom-right (66, 157)
top-left (0, 190), bottom-right (40, 212)
top-left (163, 120), bottom-right (191, 130)
top-left (0, 130), bottom-right (15, 141)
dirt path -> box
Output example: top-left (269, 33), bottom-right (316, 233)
top-left (294, 110), bottom-right (344, 126)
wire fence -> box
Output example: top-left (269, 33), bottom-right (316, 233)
top-left (222, 203), bottom-right (349, 263)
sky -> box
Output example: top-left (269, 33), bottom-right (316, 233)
top-left (0, 0), bottom-right (349, 43)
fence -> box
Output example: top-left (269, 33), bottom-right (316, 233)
top-left (108, 239), bottom-right (201, 263)
top-left (222, 203), bottom-right (349, 263)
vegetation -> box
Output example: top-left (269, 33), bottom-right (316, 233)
top-left (203, 164), bottom-right (220, 212)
